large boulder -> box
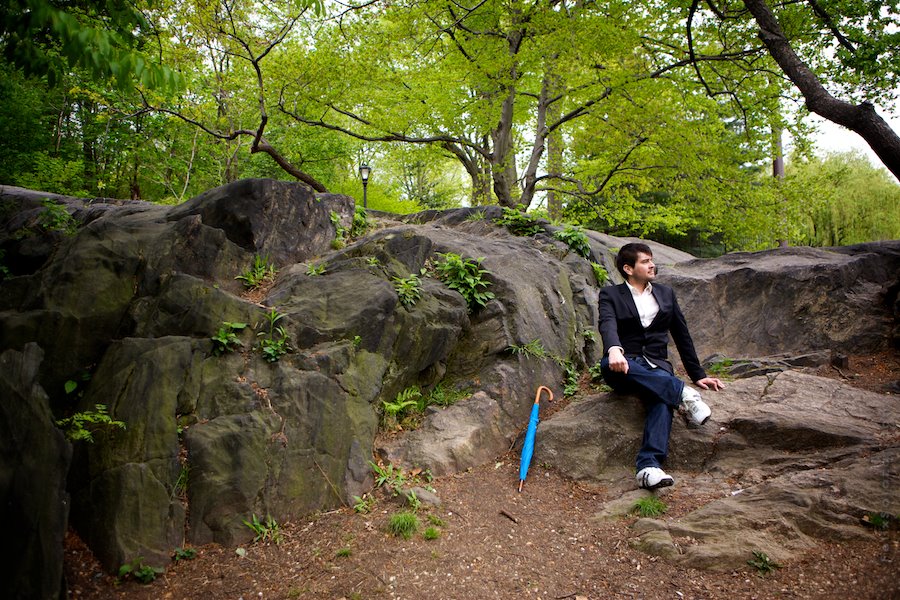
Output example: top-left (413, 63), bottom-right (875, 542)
top-left (1, 180), bottom-right (897, 579)
top-left (0, 343), bottom-right (71, 600)
top-left (538, 370), bottom-right (899, 570)
top-left (661, 243), bottom-right (900, 359)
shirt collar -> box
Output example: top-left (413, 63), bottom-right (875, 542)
top-left (626, 281), bottom-right (653, 296)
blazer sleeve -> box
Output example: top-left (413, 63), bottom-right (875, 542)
top-left (668, 291), bottom-right (707, 383)
top-left (598, 286), bottom-right (622, 353)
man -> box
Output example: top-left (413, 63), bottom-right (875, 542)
top-left (598, 242), bottom-right (724, 490)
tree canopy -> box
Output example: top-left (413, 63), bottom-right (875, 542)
top-left (0, 0), bottom-right (897, 253)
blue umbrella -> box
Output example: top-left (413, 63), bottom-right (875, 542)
top-left (518, 386), bottom-right (553, 492)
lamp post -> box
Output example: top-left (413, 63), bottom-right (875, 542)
top-left (359, 163), bottom-right (371, 209)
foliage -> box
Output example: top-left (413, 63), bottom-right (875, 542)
top-left (330, 211), bottom-right (348, 249)
top-left (588, 361), bottom-right (604, 382)
top-left (423, 526), bottom-right (441, 540)
top-left (335, 547), bottom-right (352, 558)
top-left (508, 340), bottom-right (548, 360)
top-left (306, 263), bottom-right (326, 276)
top-left (393, 272), bottom-right (423, 307)
top-left (172, 547), bottom-right (197, 562)
top-left (747, 550), bottom-right (781, 575)
top-left (351, 205), bottom-right (369, 237)
top-left (56, 404), bottom-right (125, 443)
top-left (553, 225), bottom-right (591, 258)
top-left (352, 493), bottom-right (376, 514)
top-left (591, 263), bottom-right (609, 286)
top-left (405, 489), bottom-right (421, 512)
top-left (257, 309), bottom-right (290, 363)
top-left (370, 461), bottom-right (408, 496)
top-left (381, 386), bottom-right (422, 428)
top-left (0, 249), bottom-right (9, 280)
top-left (632, 496), bottom-right (667, 518)
top-left (118, 557), bottom-right (163, 584)
top-left (236, 255), bottom-right (277, 289)
top-left (707, 357), bottom-right (734, 377)
top-left (432, 253), bottom-right (495, 313)
top-left (782, 152), bottom-right (900, 247)
top-left (496, 208), bottom-right (544, 237)
top-left (387, 511), bottom-right (419, 540)
top-left (243, 513), bottom-right (283, 544)
top-left (861, 512), bottom-right (896, 531)
top-left (561, 360), bottom-right (580, 397)
top-left (211, 321), bottom-right (247, 356)
top-left (425, 382), bottom-right (469, 408)
top-left (0, 0), bottom-right (183, 90)
top-left (39, 199), bottom-right (78, 234)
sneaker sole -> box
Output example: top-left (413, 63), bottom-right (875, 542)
top-left (641, 478), bottom-right (674, 491)
top-left (638, 475), bottom-right (675, 491)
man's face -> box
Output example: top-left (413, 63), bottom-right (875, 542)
top-left (625, 252), bottom-right (655, 284)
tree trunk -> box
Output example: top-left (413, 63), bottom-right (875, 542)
top-left (744, 0), bottom-right (900, 182)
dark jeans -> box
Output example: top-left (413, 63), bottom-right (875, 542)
top-left (600, 356), bottom-right (685, 471)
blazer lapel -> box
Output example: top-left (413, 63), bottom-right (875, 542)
top-left (618, 283), bottom-right (639, 320)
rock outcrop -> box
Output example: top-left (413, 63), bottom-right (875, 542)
top-left (1, 180), bottom-right (897, 589)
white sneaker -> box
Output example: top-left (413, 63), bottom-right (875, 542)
top-left (680, 386), bottom-right (711, 426)
top-left (636, 467), bottom-right (675, 490)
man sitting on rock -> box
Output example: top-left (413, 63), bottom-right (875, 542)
top-left (598, 242), bottom-right (724, 490)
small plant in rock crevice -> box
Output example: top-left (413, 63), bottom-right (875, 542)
top-left (235, 254), bottom-right (277, 289)
top-left (591, 262), bottom-right (609, 286)
top-left (553, 225), bottom-right (591, 258)
top-left (257, 308), bottom-right (290, 362)
top-left (306, 262), bottom-right (326, 276)
top-left (56, 404), bottom-right (126, 442)
top-left (393, 272), bottom-right (423, 307)
top-left (495, 207), bottom-right (543, 236)
top-left (39, 198), bottom-right (78, 234)
top-left (211, 321), bottom-right (247, 355)
top-left (508, 339), bottom-right (548, 359)
top-left (381, 386), bottom-right (422, 429)
top-left (432, 252), bottom-right (495, 312)
top-left (330, 211), bottom-right (348, 249)
top-left (351, 205), bottom-right (369, 237)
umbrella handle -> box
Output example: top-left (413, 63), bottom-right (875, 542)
top-left (534, 385), bottom-right (553, 406)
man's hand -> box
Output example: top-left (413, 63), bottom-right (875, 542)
top-left (608, 347), bottom-right (629, 374)
top-left (695, 377), bottom-right (725, 391)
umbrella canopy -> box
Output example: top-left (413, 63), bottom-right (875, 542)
top-left (518, 386), bottom-right (553, 492)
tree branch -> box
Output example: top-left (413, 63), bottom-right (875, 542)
top-left (743, 0), bottom-right (900, 180)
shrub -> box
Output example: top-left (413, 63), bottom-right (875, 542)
top-left (495, 207), bottom-right (543, 236)
top-left (553, 225), bottom-right (591, 258)
top-left (433, 252), bottom-right (495, 312)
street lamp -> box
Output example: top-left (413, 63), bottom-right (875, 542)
top-left (359, 163), bottom-right (371, 208)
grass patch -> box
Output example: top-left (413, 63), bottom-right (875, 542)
top-left (632, 496), bottom-right (667, 518)
top-left (388, 512), bottom-right (419, 539)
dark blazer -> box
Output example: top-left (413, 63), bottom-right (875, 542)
top-left (599, 282), bottom-right (706, 383)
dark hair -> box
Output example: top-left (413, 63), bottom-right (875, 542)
top-left (615, 242), bottom-right (653, 278)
